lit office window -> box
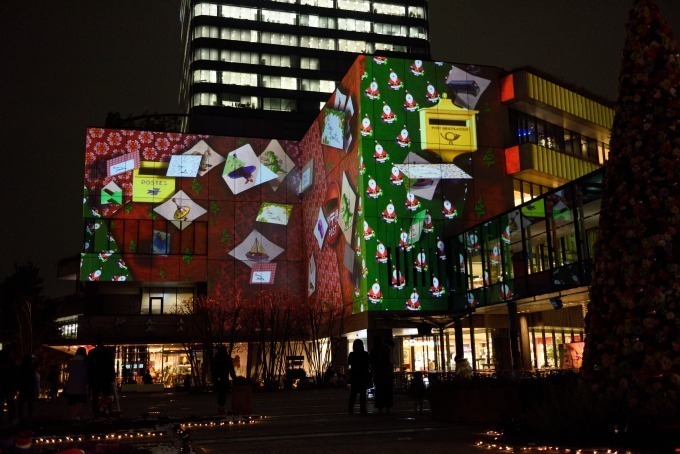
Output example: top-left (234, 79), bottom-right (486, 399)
top-left (194, 48), bottom-right (220, 61)
top-left (319, 80), bottom-right (336, 92)
top-left (408, 6), bottom-right (426, 19)
top-left (221, 94), bottom-right (258, 108)
top-left (262, 9), bottom-right (297, 25)
top-left (263, 98), bottom-right (297, 111)
top-left (337, 0), bottom-right (370, 13)
top-left (194, 2), bottom-right (218, 17)
top-left (260, 53), bottom-right (292, 67)
top-left (300, 14), bottom-right (336, 28)
top-left (220, 5), bottom-right (257, 21)
top-left (338, 39), bottom-right (366, 53)
top-left (300, 57), bottom-right (320, 70)
top-left (261, 32), bottom-right (299, 46)
top-left (373, 3), bottom-right (406, 16)
top-left (193, 69), bottom-right (217, 83)
top-left (301, 0), bottom-right (333, 7)
top-left (374, 23), bottom-right (407, 37)
top-left (271, 0), bottom-right (296, 3)
top-left (301, 79), bottom-right (335, 92)
top-left (192, 93), bottom-right (218, 106)
top-left (375, 42), bottom-right (406, 52)
top-left (217, 49), bottom-right (259, 64)
top-left (220, 28), bottom-right (259, 43)
top-left (262, 75), bottom-right (298, 90)
top-left (338, 18), bottom-right (371, 33)
top-left (194, 25), bottom-right (219, 39)
top-left (409, 26), bottom-right (427, 39)
top-left (301, 36), bottom-right (336, 50)
top-left (222, 71), bottom-right (258, 86)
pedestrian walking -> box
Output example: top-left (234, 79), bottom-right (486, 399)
top-left (46, 364), bottom-right (60, 400)
top-left (347, 339), bottom-right (371, 414)
top-left (64, 347), bottom-right (88, 420)
top-left (370, 336), bottom-right (394, 413)
top-left (407, 371), bottom-right (426, 413)
top-left (16, 355), bottom-right (39, 421)
top-left (211, 345), bottom-right (236, 415)
top-left (87, 339), bottom-right (116, 418)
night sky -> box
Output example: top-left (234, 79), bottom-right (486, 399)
top-left (1, 1), bottom-right (678, 296)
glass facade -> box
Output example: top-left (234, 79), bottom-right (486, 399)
top-left (509, 109), bottom-right (610, 164)
top-left (449, 169), bottom-right (603, 312)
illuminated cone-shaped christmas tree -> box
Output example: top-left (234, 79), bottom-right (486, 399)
top-left (583, 0), bottom-right (680, 417)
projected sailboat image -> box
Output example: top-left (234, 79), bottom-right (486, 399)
top-left (246, 237), bottom-right (269, 261)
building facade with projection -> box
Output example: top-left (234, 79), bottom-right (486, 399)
top-left (74, 55), bottom-right (613, 385)
top-left (180, 0), bottom-right (430, 139)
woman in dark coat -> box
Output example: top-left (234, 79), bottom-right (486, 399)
top-left (370, 336), bottom-right (394, 413)
top-left (211, 345), bottom-right (236, 415)
top-left (347, 339), bottom-right (371, 414)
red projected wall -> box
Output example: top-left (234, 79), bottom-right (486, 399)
top-left (81, 130), bottom-right (304, 301)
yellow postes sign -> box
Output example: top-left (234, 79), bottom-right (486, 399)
top-left (132, 162), bottom-right (175, 203)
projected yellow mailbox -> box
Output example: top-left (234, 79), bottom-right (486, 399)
top-left (419, 95), bottom-right (478, 161)
top-left (132, 161), bottom-right (175, 203)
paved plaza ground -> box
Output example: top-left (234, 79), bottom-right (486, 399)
top-left (3, 387), bottom-right (488, 453)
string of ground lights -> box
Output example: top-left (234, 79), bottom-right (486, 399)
top-left (32, 415), bottom-right (265, 447)
top-left (474, 431), bottom-right (633, 453)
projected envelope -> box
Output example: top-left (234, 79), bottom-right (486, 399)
top-left (256, 202), bottom-right (293, 226)
top-left (101, 181), bottom-right (123, 205)
top-left (259, 140), bottom-right (294, 191)
top-left (394, 163), bottom-right (472, 180)
top-left (222, 144), bottom-right (277, 195)
top-left (250, 262), bottom-right (277, 284)
top-left (398, 152), bottom-right (439, 201)
top-left (107, 151), bottom-right (140, 177)
top-left (183, 140), bottom-right (225, 177)
top-left (153, 190), bottom-right (207, 231)
top-left (166, 155), bottom-right (202, 177)
top-left (229, 230), bottom-right (283, 268)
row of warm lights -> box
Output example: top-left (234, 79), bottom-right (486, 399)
top-left (475, 440), bottom-right (632, 453)
top-left (181, 415), bottom-right (265, 428)
top-left (35, 432), bottom-right (165, 445)
top-left (33, 416), bottom-right (267, 446)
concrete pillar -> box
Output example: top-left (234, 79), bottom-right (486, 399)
top-left (507, 300), bottom-right (522, 370)
top-left (453, 317), bottom-right (464, 361)
top-left (519, 314), bottom-right (532, 370)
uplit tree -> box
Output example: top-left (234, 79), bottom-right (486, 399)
top-left (583, 0), bottom-right (679, 421)
top-left (242, 290), bottom-right (302, 389)
top-left (297, 299), bottom-right (349, 385)
top-left (179, 291), bottom-right (244, 389)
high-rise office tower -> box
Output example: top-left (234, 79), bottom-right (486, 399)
top-left (179, 0), bottom-right (430, 139)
